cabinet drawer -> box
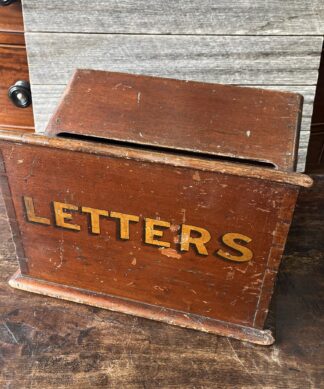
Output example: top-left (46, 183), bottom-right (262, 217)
top-left (0, 0), bottom-right (24, 33)
top-left (0, 31), bottom-right (24, 45)
top-left (0, 44), bottom-right (34, 129)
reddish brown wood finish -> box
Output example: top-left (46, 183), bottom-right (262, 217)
top-left (0, 70), bottom-right (310, 344)
top-left (46, 70), bottom-right (303, 172)
top-left (0, 44), bottom-right (34, 129)
top-left (0, 0), bottom-right (24, 33)
top-left (0, 31), bottom-right (25, 45)
top-left (0, 1), bottom-right (34, 130)
top-left (1, 176), bottom-right (323, 387)
top-left (0, 127), bottom-right (311, 344)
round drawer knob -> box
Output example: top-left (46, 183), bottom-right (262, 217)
top-left (8, 81), bottom-right (32, 108)
top-left (0, 0), bottom-right (17, 6)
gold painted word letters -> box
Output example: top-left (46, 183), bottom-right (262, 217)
top-left (23, 196), bottom-right (253, 262)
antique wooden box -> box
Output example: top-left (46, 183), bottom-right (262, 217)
top-left (0, 70), bottom-right (312, 344)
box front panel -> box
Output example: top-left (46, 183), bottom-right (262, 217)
top-left (1, 142), bottom-right (297, 327)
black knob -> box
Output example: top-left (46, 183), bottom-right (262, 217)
top-left (0, 0), bottom-right (17, 6)
top-left (8, 80), bottom-right (32, 108)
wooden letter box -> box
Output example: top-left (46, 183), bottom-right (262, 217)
top-left (0, 70), bottom-right (312, 344)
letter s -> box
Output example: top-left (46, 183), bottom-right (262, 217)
top-left (216, 233), bottom-right (253, 262)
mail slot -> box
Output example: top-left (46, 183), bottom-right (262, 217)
top-left (0, 70), bottom-right (312, 344)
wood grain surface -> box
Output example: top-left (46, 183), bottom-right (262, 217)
top-left (21, 0), bottom-right (324, 172)
top-left (0, 130), bottom-right (313, 188)
top-left (0, 0), bottom-right (24, 33)
top-left (25, 34), bottom-right (323, 87)
top-left (23, 32), bottom-right (323, 171)
top-left (0, 32), bottom-right (25, 46)
top-left (29, 84), bottom-right (316, 127)
top-left (45, 70), bottom-right (304, 172)
top-left (29, 84), bottom-right (314, 170)
top-left (0, 174), bottom-right (323, 388)
top-left (0, 44), bottom-right (34, 129)
top-left (22, 0), bottom-right (324, 35)
top-left (0, 127), bottom-right (309, 342)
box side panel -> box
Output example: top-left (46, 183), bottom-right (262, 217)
top-left (0, 141), bottom-right (297, 328)
top-left (252, 189), bottom-right (299, 328)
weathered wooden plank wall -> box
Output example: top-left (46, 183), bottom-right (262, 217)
top-left (21, 0), bottom-right (324, 35)
top-left (22, 0), bottom-right (324, 171)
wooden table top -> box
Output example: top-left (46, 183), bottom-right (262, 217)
top-left (0, 176), bottom-right (323, 389)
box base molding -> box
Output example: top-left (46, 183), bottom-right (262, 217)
top-left (9, 270), bottom-right (274, 346)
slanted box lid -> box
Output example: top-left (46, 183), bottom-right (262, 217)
top-left (45, 70), bottom-right (303, 172)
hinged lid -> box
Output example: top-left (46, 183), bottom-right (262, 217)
top-left (45, 70), bottom-right (303, 172)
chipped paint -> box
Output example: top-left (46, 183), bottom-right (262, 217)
top-left (180, 208), bottom-right (186, 223)
top-left (113, 83), bottom-right (132, 90)
top-left (170, 224), bottom-right (179, 233)
top-left (159, 247), bottom-right (182, 259)
top-left (193, 171), bottom-right (201, 181)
